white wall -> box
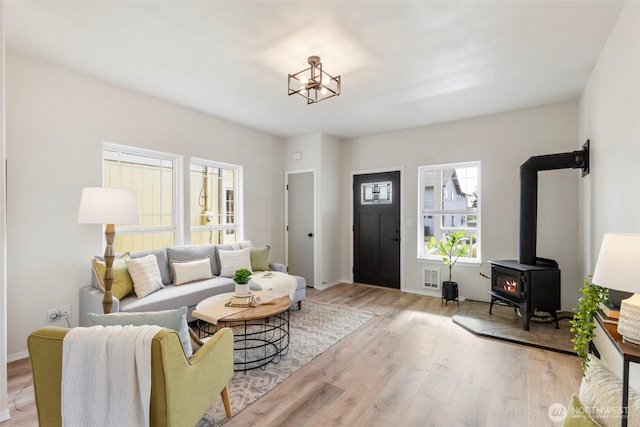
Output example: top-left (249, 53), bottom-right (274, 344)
top-left (0, 3), bottom-right (9, 421)
top-left (577, 1), bottom-right (640, 388)
top-left (319, 133), bottom-right (342, 288)
top-left (579, 0), bottom-right (640, 274)
top-left (342, 101), bottom-right (583, 310)
top-left (283, 132), bottom-right (343, 288)
top-left (5, 52), bottom-right (285, 358)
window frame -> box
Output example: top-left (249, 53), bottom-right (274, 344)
top-left (417, 161), bottom-right (481, 264)
top-left (189, 157), bottom-right (243, 245)
top-left (103, 142), bottom-right (182, 247)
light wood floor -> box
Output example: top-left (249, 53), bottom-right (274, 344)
top-left (3, 283), bottom-right (582, 426)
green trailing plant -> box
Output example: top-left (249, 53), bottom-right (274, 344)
top-left (234, 268), bottom-right (252, 285)
top-left (427, 230), bottom-right (470, 282)
top-left (569, 278), bottom-right (608, 374)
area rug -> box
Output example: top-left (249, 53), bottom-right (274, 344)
top-left (196, 299), bottom-right (374, 426)
top-left (452, 299), bottom-right (576, 355)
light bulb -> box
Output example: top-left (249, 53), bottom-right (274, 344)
top-left (320, 87), bottom-right (328, 95)
top-left (322, 76), bottom-right (330, 85)
top-left (300, 76), bottom-right (308, 85)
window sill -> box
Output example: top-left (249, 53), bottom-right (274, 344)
top-left (417, 257), bottom-right (482, 267)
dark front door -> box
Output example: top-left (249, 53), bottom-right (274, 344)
top-left (353, 171), bottom-right (401, 289)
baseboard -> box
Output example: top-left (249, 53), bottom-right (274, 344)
top-left (315, 280), bottom-right (346, 291)
top-left (0, 408), bottom-right (10, 422)
top-left (7, 350), bottom-right (28, 363)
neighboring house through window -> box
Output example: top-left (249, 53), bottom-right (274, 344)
top-left (189, 159), bottom-right (241, 245)
top-left (104, 144), bottom-right (180, 252)
top-left (104, 146), bottom-right (242, 252)
top-left (419, 161), bottom-right (480, 262)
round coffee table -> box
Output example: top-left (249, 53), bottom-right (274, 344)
top-left (194, 292), bottom-right (291, 371)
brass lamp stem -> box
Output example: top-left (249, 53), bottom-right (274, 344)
top-left (102, 223), bottom-right (116, 314)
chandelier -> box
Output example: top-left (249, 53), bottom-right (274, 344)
top-left (288, 56), bottom-right (341, 104)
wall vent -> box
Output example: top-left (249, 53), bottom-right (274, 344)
top-left (423, 268), bottom-right (440, 290)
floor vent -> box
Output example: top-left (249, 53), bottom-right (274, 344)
top-left (423, 268), bottom-right (440, 290)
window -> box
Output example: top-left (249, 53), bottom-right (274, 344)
top-left (418, 162), bottom-right (480, 262)
top-left (104, 144), bottom-right (180, 252)
top-left (189, 159), bottom-right (241, 245)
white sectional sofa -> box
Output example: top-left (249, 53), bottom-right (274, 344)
top-left (79, 243), bottom-right (306, 326)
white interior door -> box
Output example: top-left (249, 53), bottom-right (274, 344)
top-left (286, 171), bottom-right (315, 287)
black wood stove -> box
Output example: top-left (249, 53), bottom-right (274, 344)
top-left (488, 142), bottom-right (589, 331)
top-left (489, 259), bottom-right (561, 331)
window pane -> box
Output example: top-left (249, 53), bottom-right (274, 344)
top-left (114, 232), bottom-right (174, 253)
top-left (422, 226), bottom-right (477, 259)
top-left (190, 160), bottom-right (239, 242)
top-left (190, 229), bottom-right (237, 245)
top-left (104, 146), bottom-right (177, 251)
top-left (419, 162), bottom-right (480, 260)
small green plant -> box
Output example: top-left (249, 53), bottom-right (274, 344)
top-left (427, 230), bottom-right (469, 282)
top-left (569, 278), bottom-right (608, 374)
top-left (234, 268), bottom-right (251, 285)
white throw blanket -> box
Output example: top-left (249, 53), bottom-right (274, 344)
top-left (61, 325), bottom-right (163, 427)
top-left (250, 271), bottom-right (297, 300)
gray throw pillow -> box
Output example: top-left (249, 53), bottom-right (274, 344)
top-left (87, 306), bottom-right (193, 358)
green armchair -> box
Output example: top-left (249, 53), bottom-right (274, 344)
top-left (27, 326), bottom-right (234, 427)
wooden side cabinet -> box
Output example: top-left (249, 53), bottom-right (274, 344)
top-left (592, 314), bottom-right (640, 427)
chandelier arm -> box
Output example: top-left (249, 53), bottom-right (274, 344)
top-left (288, 55), bottom-right (341, 104)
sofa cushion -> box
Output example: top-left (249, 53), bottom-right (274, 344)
top-left (218, 248), bottom-right (252, 277)
top-left (130, 248), bottom-right (171, 285)
top-left (579, 354), bottom-right (640, 427)
top-left (171, 256), bottom-right (213, 285)
top-left (126, 254), bottom-right (165, 298)
top-left (91, 254), bottom-right (134, 299)
top-left (250, 246), bottom-right (270, 271)
top-left (167, 245), bottom-right (219, 279)
top-left (87, 306), bottom-right (192, 358)
top-left (118, 277), bottom-right (237, 317)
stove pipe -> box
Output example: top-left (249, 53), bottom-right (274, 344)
top-left (518, 141), bottom-right (590, 265)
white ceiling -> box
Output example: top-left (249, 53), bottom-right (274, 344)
top-left (5, 1), bottom-right (624, 139)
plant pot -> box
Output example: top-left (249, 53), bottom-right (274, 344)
top-left (442, 281), bottom-right (459, 305)
top-left (235, 283), bottom-right (250, 296)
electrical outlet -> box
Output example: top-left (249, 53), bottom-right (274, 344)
top-left (59, 305), bottom-right (71, 320)
top-left (47, 309), bottom-right (60, 322)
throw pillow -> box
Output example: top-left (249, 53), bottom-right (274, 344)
top-left (126, 254), bottom-right (165, 298)
top-left (87, 306), bottom-right (193, 358)
top-left (250, 246), bottom-right (270, 271)
top-left (91, 254), bottom-right (134, 299)
top-left (170, 256), bottom-right (214, 285)
top-left (130, 248), bottom-right (171, 285)
top-left (563, 394), bottom-right (601, 427)
top-left (218, 248), bottom-right (252, 278)
top-left (579, 354), bottom-right (640, 427)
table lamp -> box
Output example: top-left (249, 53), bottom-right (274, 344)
top-left (77, 187), bottom-right (139, 314)
top-left (591, 233), bottom-right (640, 344)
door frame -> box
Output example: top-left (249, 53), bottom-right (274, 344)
top-left (285, 169), bottom-right (318, 289)
top-left (350, 166), bottom-right (405, 291)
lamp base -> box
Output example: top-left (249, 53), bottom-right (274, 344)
top-left (617, 293), bottom-right (640, 345)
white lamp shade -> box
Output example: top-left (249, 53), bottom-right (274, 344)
top-left (591, 233), bottom-right (640, 294)
top-left (77, 187), bottom-right (140, 225)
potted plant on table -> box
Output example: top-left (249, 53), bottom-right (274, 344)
top-left (428, 230), bottom-right (469, 304)
top-left (234, 268), bottom-right (252, 296)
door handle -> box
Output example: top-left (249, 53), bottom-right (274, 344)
top-left (308, 233), bottom-right (314, 237)
top-left (391, 237), bottom-right (400, 242)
